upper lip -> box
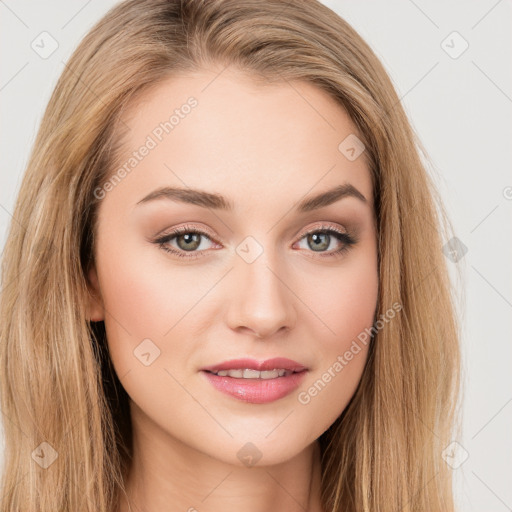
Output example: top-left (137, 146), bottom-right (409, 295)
top-left (201, 357), bottom-right (307, 373)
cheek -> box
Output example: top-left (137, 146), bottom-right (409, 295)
top-left (96, 240), bottom-right (211, 425)
top-left (328, 263), bottom-right (378, 341)
top-left (94, 235), bottom-right (204, 377)
top-left (97, 232), bottom-right (211, 337)
top-left (300, 247), bottom-right (379, 352)
top-left (294, 253), bottom-right (378, 436)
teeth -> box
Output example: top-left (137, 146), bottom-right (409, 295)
top-left (213, 368), bottom-right (292, 379)
top-left (243, 369), bottom-right (261, 378)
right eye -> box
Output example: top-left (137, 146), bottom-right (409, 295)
top-left (153, 225), bottom-right (220, 260)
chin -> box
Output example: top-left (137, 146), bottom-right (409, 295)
top-left (191, 425), bottom-right (318, 468)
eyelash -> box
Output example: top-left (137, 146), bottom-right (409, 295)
top-left (153, 223), bottom-right (357, 260)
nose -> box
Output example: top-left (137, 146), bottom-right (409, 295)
top-left (225, 252), bottom-right (297, 339)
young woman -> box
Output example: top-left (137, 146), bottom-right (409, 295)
top-left (0, 0), bottom-right (462, 510)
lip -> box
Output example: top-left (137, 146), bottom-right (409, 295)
top-left (200, 357), bottom-right (308, 404)
top-left (201, 357), bottom-right (307, 373)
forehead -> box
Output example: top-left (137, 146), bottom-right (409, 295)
top-left (106, 67), bottom-right (373, 214)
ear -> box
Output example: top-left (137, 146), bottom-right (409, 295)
top-left (86, 264), bottom-right (105, 322)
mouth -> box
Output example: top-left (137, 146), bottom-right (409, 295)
top-left (200, 357), bottom-right (308, 404)
top-left (205, 368), bottom-right (298, 378)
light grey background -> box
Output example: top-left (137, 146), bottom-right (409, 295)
top-left (1, 1), bottom-right (511, 510)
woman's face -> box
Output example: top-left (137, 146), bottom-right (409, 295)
top-left (88, 67), bottom-right (378, 466)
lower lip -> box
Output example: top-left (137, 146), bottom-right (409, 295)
top-left (201, 370), bottom-right (307, 404)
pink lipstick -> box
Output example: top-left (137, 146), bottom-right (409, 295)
top-left (200, 357), bottom-right (308, 404)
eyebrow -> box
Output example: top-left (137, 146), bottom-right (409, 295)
top-left (135, 182), bottom-right (367, 212)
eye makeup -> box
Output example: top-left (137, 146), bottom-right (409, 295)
top-left (151, 222), bottom-right (358, 261)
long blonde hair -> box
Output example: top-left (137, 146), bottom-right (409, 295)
top-left (0, 0), bottom-right (463, 510)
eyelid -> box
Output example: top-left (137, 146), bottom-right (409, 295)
top-left (155, 221), bottom-right (349, 244)
top-left (153, 220), bottom-right (355, 259)
top-left (155, 223), bottom-right (220, 243)
top-left (296, 222), bottom-right (349, 238)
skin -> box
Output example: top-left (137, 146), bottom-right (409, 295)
top-left (87, 65), bottom-right (379, 512)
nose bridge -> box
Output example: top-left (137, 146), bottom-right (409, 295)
top-left (226, 236), bottom-right (297, 337)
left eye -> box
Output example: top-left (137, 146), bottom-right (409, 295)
top-left (294, 229), bottom-right (352, 253)
top-left (153, 225), bottom-right (356, 259)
